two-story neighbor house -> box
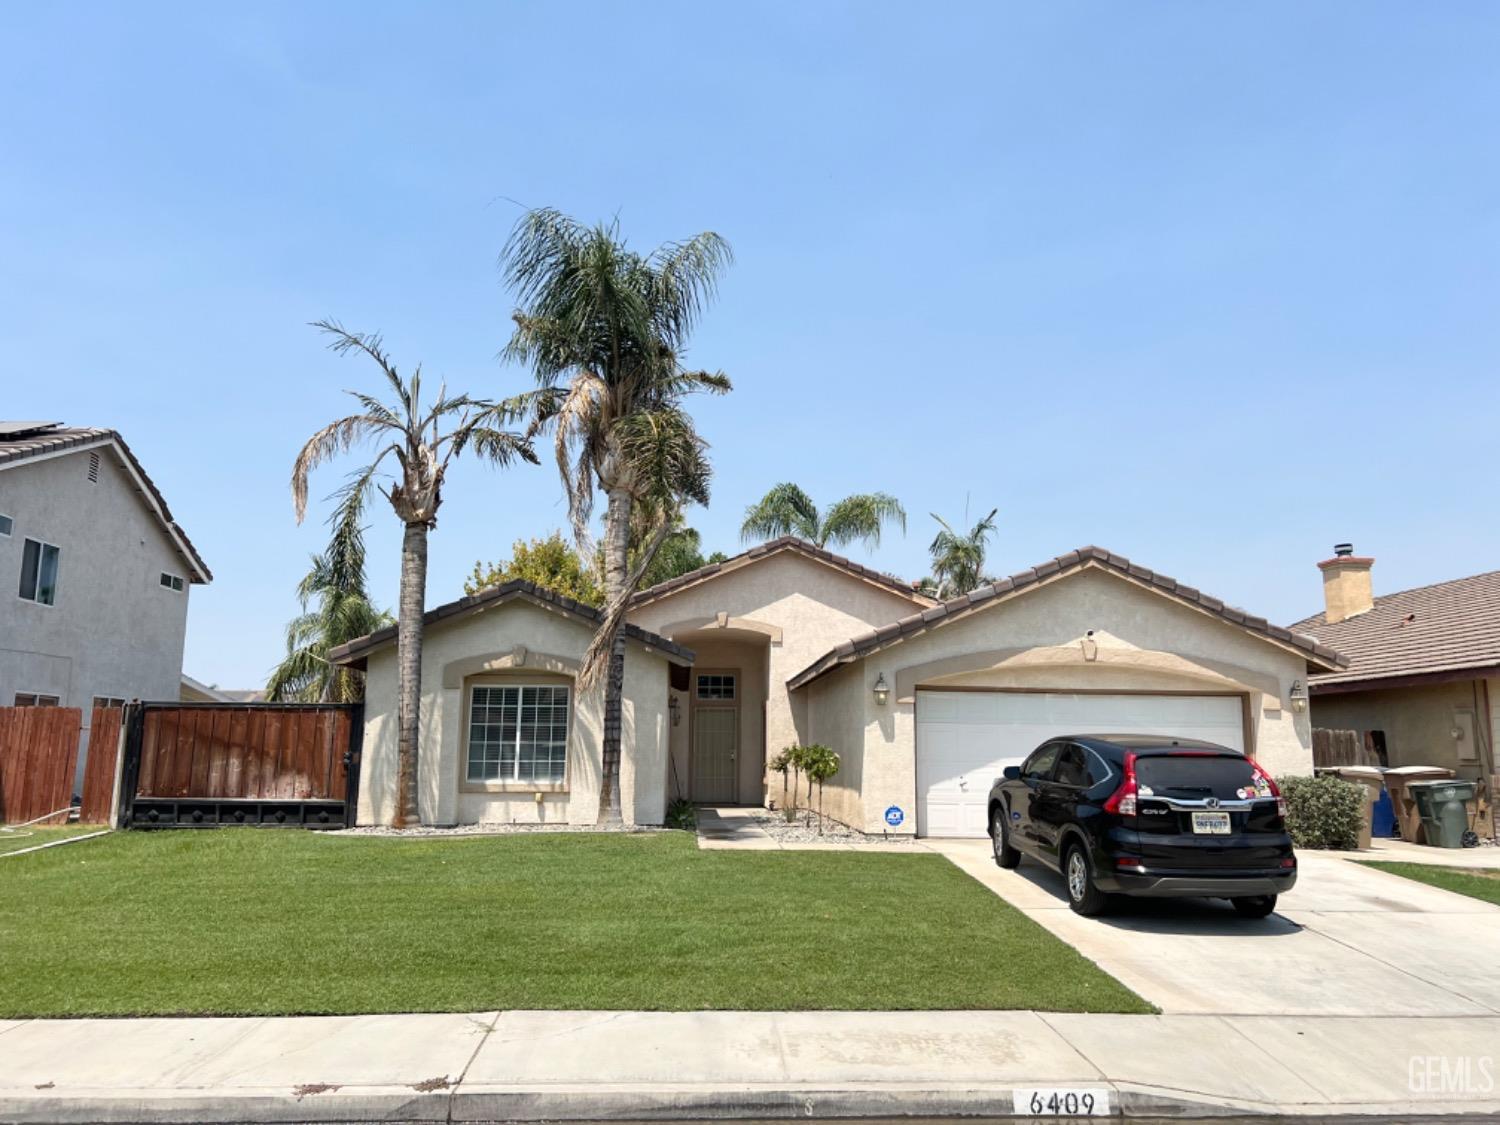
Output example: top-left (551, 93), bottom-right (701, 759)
top-left (0, 422), bottom-right (211, 772)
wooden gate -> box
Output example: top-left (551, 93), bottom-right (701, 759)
top-left (119, 703), bottom-right (362, 829)
top-left (1312, 727), bottom-right (1381, 768)
top-left (0, 706), bottom-right (82, 823)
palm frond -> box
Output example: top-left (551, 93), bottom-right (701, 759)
top-left (311, 320), bottom-right (410, 415)
top-left (819, 492), bottom-right (906, 550)
top-left (740, 482), bottom-right (820, 543)
top-left (290, 416), bottom-right (394, 523)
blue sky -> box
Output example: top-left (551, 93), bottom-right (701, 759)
top-left (4, 2), bottom-right (1499, 689)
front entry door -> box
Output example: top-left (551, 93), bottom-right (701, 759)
top-left (692, 709), bottom-right (737, 803)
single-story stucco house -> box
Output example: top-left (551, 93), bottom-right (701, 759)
top-left (1292, 544), bottom-right (1500, 794)
top-left (330, 539), bottom-right (1344, 837)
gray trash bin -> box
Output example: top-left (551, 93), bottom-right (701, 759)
top-left (1408, 779), bottom-right (1478, 849)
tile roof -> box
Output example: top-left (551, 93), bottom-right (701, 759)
top-left (0, 423), bottom-right (211, 583)
top-left (789, 545), bottom-right (1346, 689)
top-left (327, 579), bottom-right (696, 666)
top-left (630, 535), bottom-right (937, 608)
top-left (1291, 569), bottom-right (1500, 689)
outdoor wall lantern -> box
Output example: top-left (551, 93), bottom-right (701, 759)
top-left (872, 673), bottom-right (890, 706)
top-left (1288, 680), bottom-right (1308, 714)
top-left (668, 695), bottom-right (681, 726)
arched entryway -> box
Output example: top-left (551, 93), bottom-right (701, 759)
top-left (656, 619), bottom-right (776, 805)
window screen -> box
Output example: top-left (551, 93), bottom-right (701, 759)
top-left (19, 539), bottom-right (60, 605)
top-left (467, 684), bottom-right (569, 783)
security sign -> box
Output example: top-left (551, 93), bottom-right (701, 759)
top-left (884, 805), bottom-right (904, 827)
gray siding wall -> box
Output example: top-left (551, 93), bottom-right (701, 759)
top-left (0, 445), bottom-right (193, 756)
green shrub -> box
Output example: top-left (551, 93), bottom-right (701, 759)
top-left (1279, 774), bottom-right (1364, 850)
top-left (665, 799), bottom-right (696, 831)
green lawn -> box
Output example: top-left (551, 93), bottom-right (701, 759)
top-left (0, 829), bottom-right (1149, 1017)
top-left (1361, 861), bottom-right (1500, 906)
top-left (0, 824), bottom-right (106, 857)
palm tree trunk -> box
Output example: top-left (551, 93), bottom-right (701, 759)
top-left (395, 521), bottom-right (428, 827)
top-left (597, 486), bottom-right (632, 825)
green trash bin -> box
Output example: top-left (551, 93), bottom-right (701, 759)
top-left (1408, 779), bottom-right (1478, 849)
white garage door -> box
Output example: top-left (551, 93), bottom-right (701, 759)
top-left (915, 690), bottom-right (1246, 838)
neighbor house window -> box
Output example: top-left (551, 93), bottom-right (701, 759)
top-left (0, 514), bottom-right (11, 536)
top-left (92, 695), bottom-right (127, 709)
top-left (466, 684), bottom-right (569, 783)
top-left (18, 538), bottom-right (60, 605)
top-left (14, 692), bottom-right (61, 707)
top-left (696, 673), bottom-right (736, 700)
top-left (159, 572), bottom-right (184, 592)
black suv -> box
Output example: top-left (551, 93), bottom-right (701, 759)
top-left (986, 735), bottom-right (1296, 918)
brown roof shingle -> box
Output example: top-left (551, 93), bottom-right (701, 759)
top-left (629, 535), bottom-right (937, 608)
top-left (327, 579), bottom-right (695, 666)
top-left (0, 423), bottom-right (212, 582)
top-left (788, 545), bottom-right (1346, 689)
top-left (1291, 570), bottom-right (1500, 689)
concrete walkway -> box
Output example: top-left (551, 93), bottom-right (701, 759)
top-left (1364, 836), bottom-right (1500, 868)
top-left (2, 1008), bottom-right (1498, 1121)
top-left (930, 838), bottom-right (1500, 1017)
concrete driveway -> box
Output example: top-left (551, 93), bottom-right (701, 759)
top-left (929, 839), bottom-right (1500, 1016)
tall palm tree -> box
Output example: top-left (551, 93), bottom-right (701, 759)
top-left (292, 321), bottom-right (536, 825)
top-left (267, 478), bottom-right (393, 703)
top-left (740, 483), bottom-right (906, 550)
top-left (927, 506), bottom-right (999, 598)
top-left (501, 208), bottom-right (731, 824)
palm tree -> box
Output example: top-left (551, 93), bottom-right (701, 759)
top-left (926, 506), bottom-right (999, 598)
top-left (501, 208), bottom-right (731, 824)
top-left (292, 321), bottom-right (536, 825)
top-left (267, 478), bottom-right (393, 703)
top-left (740, 483), bottom-right (906, 550)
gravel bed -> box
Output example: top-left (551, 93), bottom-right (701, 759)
top-left (751, 809), bottom-right (913, 845)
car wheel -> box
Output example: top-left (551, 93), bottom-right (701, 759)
top-left (1231, 894), bottom-right (1277, 919)
top-left (1064, 842), bottom-right (1108, 916)
top-left (990, 807), bottom-right (1021, 869)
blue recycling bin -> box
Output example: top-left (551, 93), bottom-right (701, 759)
top-left (1371, 788), bottom-right (1397, 838)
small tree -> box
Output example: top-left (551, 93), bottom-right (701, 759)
top-left (801, 744), bottom-right (840, 832)
top-left (467, 531), bottom-right (602, 604)
top-left (769, 748), bottom-right (793, 814)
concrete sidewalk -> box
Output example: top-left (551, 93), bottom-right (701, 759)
top-left (1, 1009), bottom-right (1497, 1121)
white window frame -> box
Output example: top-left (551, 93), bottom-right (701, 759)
top-left (18, 537), bottom-right (61, 606)
top-left (14, 692), bottom-right (62, 707)
top-left (159, 572), bottom-right (185, 592)
top-left (464, 682), bottom-right (571, 786)
top-left (91, 695), bottom-right (128, 709)
top-left (0, 513), bottom-right (11, 537)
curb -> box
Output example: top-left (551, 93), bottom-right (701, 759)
top-left (6, 1083), bottom-right (1500, 1123)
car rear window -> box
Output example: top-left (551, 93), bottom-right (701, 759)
top-left (1135, 754), bottom-right (1256, 800)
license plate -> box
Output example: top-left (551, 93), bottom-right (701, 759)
top-left (1013, 1087), bottom-right (1110, 1116)
top-left (1192, 811), bottom-right (1231, 835)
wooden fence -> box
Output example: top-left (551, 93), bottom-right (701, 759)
top-left (122, 703), bottom-right (361, 829)
top-left (1312, 727), bottom-right (1382, 768)
top-left (79, 706), bottom-right (124, 823)
top-left (0, 706), bottom-right (82, 823)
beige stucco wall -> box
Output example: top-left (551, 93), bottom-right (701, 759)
top-left (799, 565), bottom-right (1317, 835)
top-left (1309, 678), bottom-right (1494, 781)
top-left (630, 550), bottom-right (925, 806)
top-left (356, 597), bottom-right (674, 827)
top-left (804, 659), bottom-right (867, 826)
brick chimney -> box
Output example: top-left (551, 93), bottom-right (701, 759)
top-left (1319, 543), bottom-right (1375, 624)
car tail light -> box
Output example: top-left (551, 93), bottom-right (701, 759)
top-left (1247, 757), bottom-right (1287, 817)
top-left (1103, 752), bottom-right (1138, 816)
top-left (1279, 857), bottom-right (1296, 868)
top-left (1115, 856), bottom-right (1143, 868)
